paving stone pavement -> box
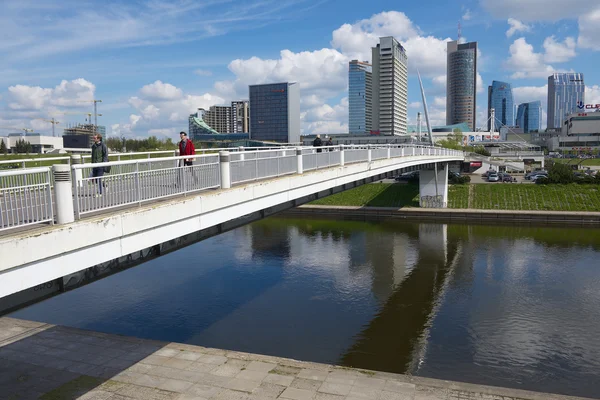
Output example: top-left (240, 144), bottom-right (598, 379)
top-left (0, 318), bottom-right (593, 400)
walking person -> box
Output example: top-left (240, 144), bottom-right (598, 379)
top-left (313, 134), bottom-right (323, 153)
top-left (178, 132), bottom-right (197, 186)
top-left (325, 136), bottom-right (333, 151)
top-left (91, 133), bottom-right (108, 197)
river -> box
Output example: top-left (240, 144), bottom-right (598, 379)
top-left (10, 217), bottom-right (600, 398)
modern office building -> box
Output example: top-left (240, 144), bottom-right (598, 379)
top-left (371, 37), bottom-right (408, 135)
top-left (516, 101), bottom-right (542, 133)
top-left (447, 40), bottom-right (478, 130)
top-left (249, 82), bottom-right (300, 143)
top-left (547, 73), bottom-right (585, 129)
top-left (1, 133), bottom-right (64, 154)
top-left (487, 81), bottom-right (514, 131)
top-left (201, 105), bottom-right (232, 134)
top-left (62, 124), bottom-right (107, 149)
top-left (188, 109), bottom-right (220, 139)
top-left (348, 60), bottom-right (373, 135)
top-left (231, 100), bottom-right (250, 134)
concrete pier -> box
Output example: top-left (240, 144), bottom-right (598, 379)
top-left (0, 318), bottom-right (592, 400)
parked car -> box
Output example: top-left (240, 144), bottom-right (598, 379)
top-left (530, 173), bottom-right (548, 182)
top-left (487, 172), bottom-right (500, 182)
top-left (395, 171), bottom-right (419, 181)
top-left (502, 173), bottom-right (515, 182)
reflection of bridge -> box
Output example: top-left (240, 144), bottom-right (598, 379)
top-left (341, 223), bottom-right (461, 374)
top-left (0, 145), bottom-right (463, 313)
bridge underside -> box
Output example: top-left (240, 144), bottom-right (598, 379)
top-left (0, 155), bottom-right (462, 314)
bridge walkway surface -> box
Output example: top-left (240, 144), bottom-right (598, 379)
top-left (0, 318), bottom-right (590, 400)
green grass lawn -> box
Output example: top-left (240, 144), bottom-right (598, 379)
top-left (552, 158), bottom-right (600, 166)
top-left (310, 182), bottom-right (600, 212)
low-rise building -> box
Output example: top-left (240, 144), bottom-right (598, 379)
top-left (1, 133), bottom-right (64, 154)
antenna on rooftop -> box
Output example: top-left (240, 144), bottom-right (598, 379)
top-left (458, 21), bottom-right (462, 41)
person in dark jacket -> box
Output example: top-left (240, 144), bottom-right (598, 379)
top-left (325, 137), bottom-right (333, 150)
top-left (313, 134), bottom-right (323, 153)
top-left (91, 133), bottom-right (108, 196)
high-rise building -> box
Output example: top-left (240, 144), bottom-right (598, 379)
top-left (446, 40), bottom-right (477, 130)
top-left (202, 105), bottom-right (231, 134)
top-left (371, 37), bottom-right (408, 135)
top-left (487, 81), bottom-right (514, 131)
top-left (547, 73), bottom-right (585, 129)
top-left (231, 100), bottom-right (249, 133)
top-left (348, 60), bottom-right (373, 135)
top-left (249, 82), bottom-right (300, 143)
top-left (188, 109), bottom-right (220, 138)
top-left (516, 101), bottom-right (542, 133)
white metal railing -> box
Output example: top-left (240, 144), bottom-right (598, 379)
top-left (71, 154), bottom-right (220, 218)
top-left (0, 145), bottom-right (464, 230)
top-left (0, 167), bottom-right (54, 231)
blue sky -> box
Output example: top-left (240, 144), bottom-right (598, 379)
top-left (1, 0), bottom-right (599, 137)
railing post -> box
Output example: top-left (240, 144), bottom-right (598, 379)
top-left (135, 162), bottom-right (141, 205)
top-left (220, 151), bottom-right (231, 189)
top-left (387, 144), bottom-right (391, 159)
top-left (296, 148), bottom-right (303, 174)
top-left (340, 145), bottom-right (345, 166)
top-left (412, 147), bottom-right (415, 156)
top-left (401, 147), bottom-right (405, 157)
top-left (70, 155), bottom-right (83, 188)
top-left (53, 164), bottom-right (74, 224)
top-left (367, 145), bottom-right (372, 163)
top-left (239, 146), bottom-right (245, 161)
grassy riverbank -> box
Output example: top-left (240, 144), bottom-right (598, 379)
top-left (311, 183), bottom-right (600, 212)
top-left (552, 158), bottom-right (600, 166)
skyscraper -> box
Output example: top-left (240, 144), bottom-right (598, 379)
top-left (231, 100), bottom-right (249, 133)
top-left (516, 101), bottom-right (542, 133)
top-left (202, 105), bottom-right (231, 134)
top-left (547, 73), bottom-right (585, 129)
top-left (487, 81), bottom-right (514, 131)
top-left (249, 82), bottom-right (300, 143)
top-left (348, 60), bottom-right (373, 135)
top-left (446, 40), bottom-right (477, 130)
top-left (371, 37), bottom-right (408, 135)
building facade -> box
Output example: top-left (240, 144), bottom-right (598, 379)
top-left (371, 37), bottom-right (408, 135)
top-left (1, 133), bottom-right (64, 154)
top-left (231, 101), bottom-right (250, 134)
top-left (516, 101), bottom-right (542, 133)
top-left (202, 105), bottom-right (232, 134)
top-left (447, 40), bottom-right (478, 131)
top-left (487, 81), bottom-right (514, 131)
top-left (547, 73), bottom-right (585, 130)
top-left (348, 60), bottom-right (373, 135)
top-left (249, 82), bottom-right (300, 143)
top-left (188, 109), bottom-right (220, 139)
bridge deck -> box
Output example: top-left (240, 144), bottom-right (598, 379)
top-left (0, 317), bottom-right (588, 400)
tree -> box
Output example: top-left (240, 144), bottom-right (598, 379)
top-left (547, 162), bottom-right (574, 184)
top-left (15, 139), bottom-right (32, 154)
top-left (0, 140), bottom-right (7, 155)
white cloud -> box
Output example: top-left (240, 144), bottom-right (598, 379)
top-left (578, 7), bottom-right (600, 50)
top-left (462, 9), bottom-right (472, 21)
top-left (586, 86), bottom-right (600, 104)
top-left (409, 102), bottom-right (422, 109)
top-left (139, 80), bottom-right (183, 100)
top-left (7, 78), bottom-right (95, 111)
top-left (506, 18), bottom-right (531, 38)
top-left (194, 69), bottom-right (213, 77)
top-left (513, 85), bottom-right (548, 106)
top-left (504, 38), bottom-right (557, 79)
top-left (542, 36), bottom-right (576, 63)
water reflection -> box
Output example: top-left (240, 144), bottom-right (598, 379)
top-left (10, 219), bottom-right (600, 398)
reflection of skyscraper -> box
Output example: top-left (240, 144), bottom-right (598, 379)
top-left (447, 40), bottom-right (477, 130)
top-left (249, 223), bottom-right (291, 260)
top-left (487, 81), bottom-right (514, 131)
top-left (547, 73), bottom-right (585, 129)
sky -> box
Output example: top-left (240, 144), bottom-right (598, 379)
top-left (1, 0), bottom-right (599, 139)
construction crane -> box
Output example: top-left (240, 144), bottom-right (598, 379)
top-left (52, 112), bottom-right (102, 124)
top-left (0, 127), bottom-right (34, 136)
top-left (34, 118), bottom-right (60, 137)
top-left (78, 99), bottom-right (102, 134)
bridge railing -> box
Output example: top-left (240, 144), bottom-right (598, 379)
top-left (230, 149), bottom-right (297, 184)
top-left (70, 154), bottom-right (220, 218)
top-left (0, 167), bottom-right (54, 231)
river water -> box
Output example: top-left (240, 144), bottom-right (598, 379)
top-left (11, 217), bottom-right (600, 398)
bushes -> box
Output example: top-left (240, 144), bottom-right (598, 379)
top-left (450, 174), bottom-right (471, 184)
top-left (538, 162), bottom-right (599, 185)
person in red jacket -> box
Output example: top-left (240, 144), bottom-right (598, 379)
top-left (178, 131), bottom-right (196, 165)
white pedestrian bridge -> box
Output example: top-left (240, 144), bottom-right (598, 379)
top-left (0, 144), bottom-right (463, 312)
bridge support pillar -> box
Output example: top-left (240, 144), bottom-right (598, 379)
top-left (419, 163), bottom-right (448, 208)
top-left (53, 164), bottom-right (75, 224)
top-left (296, 149), bottom-right (303, 174)
top-left (339, 146), bottom-right (345, 166)
top-left (220, 151), bottom-right (231, 189)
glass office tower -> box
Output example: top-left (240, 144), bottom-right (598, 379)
top-left (487, 81), bottom-right (514, 131)
top-left (349, 60), bottom-right (373, 135)
top-left (547, 73), bottom-right (585, 129)
top-left (446, 40), bottom-right (478, 131)
top-left (516, 101), bottom-right (542, 133)
top-left (249, 82), bottom-right (300, 143)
